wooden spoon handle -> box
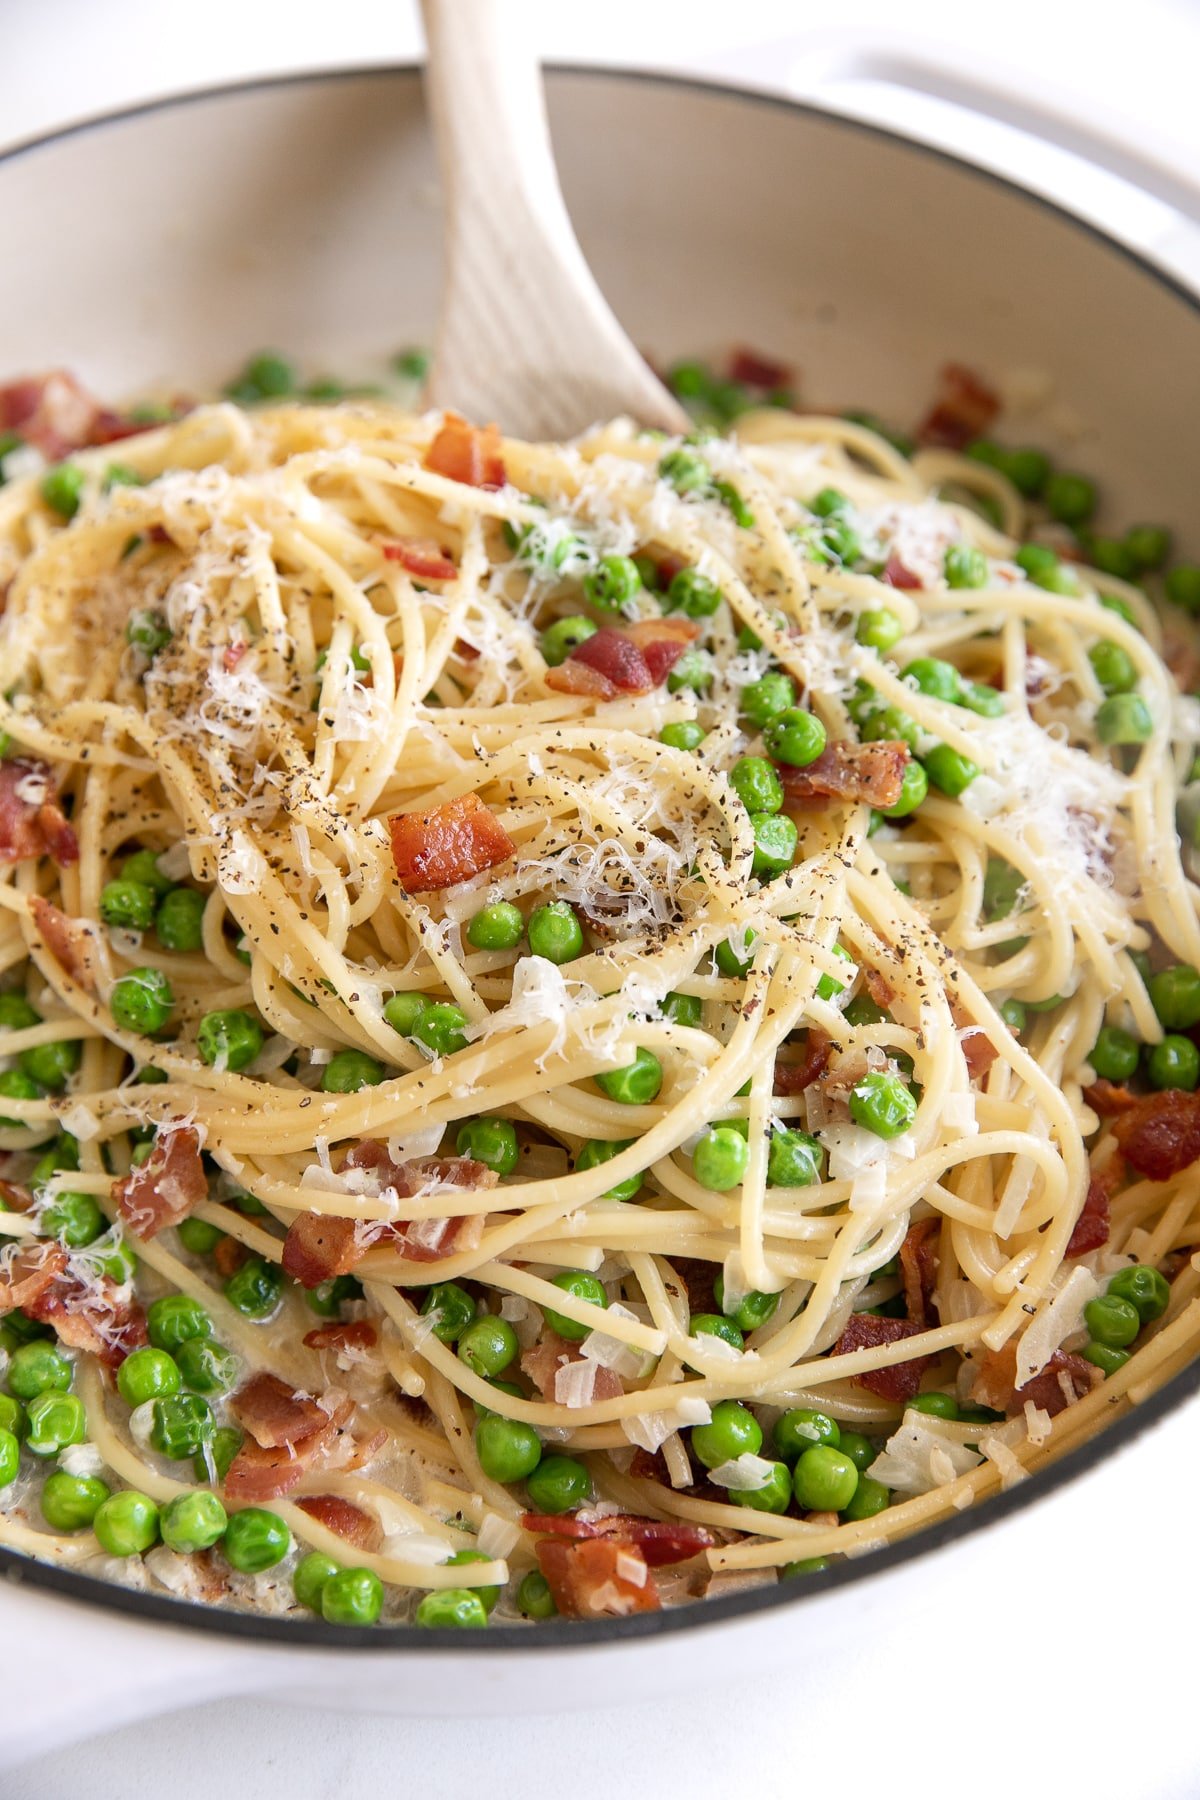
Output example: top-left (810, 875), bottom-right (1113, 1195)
top-left (420, 0), bottom-right (687, 440)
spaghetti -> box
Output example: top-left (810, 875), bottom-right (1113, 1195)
top-left (0, 383), bottom-right (1197, 1625)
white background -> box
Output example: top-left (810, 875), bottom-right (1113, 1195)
top-left (3, 3), bottom-right (1199, 1795)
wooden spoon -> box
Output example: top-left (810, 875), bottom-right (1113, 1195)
top-left (420, 0), bottom-right (688, 441)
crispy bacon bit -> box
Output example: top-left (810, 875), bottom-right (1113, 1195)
top-left (222, 641), bottom-right (247, 674)
top-left (545, 619), bottom-right (698, 701)
top-left (112, 1127), bottom-right (206, 1239)
top-left (282, 1213), bottom-right (359, 1288)
top-left (729, 347), bottom-right (793, 390)
top-left (971, 1342), bottom-right (1101, 1419)
top-left (1065, 1163), bottom-right (1120, 1258)
top-left (29, 896), bottom-right (97, 992)
top-left (833, 1312), bottom-right (938, 1402)
top-left (383, 537), bottom-right (458, 581)
top-left (883, 553), bottom-right (923, 591)
top-left (0, 1239), bottom-right (67, 1313)
top-left (424, 413), bottom-right (505, 489)
top-left (0, 1179), bottom-right (34, 1213)
top-left (213, 1235), bottom-right (247, 1279)
top-left (773, 1028), bottom-right (832, 1097)
top-left (520, 1329), bottom-right (623, 1404)
top-left (535, 1537), bottom-right (660, 1618)
top-left (1109, 1090), bottom-right (1200, 1182)
top-left (864, 967), bottom-right (896, 1011)
top-left (388, 792), bottom-right (515, 893)
top-left (0, 369), bottom-right (142, 460)
top-left (960, 1028), bottom-right (1000, 1082)
top-left (303, 1320), bottom-right (378, 1354)
top-left (899, 1218), bottom-right (940, 1328)
top-left (668, 1257), bottom-right (718, 1318)
top-left (295, 1494), bottom-right (381, 1551)
top-left (0, 760), bottom-right (78, 868)
top-left (223, 1391), bottom-right (356, 1503)
top-left (230, 1371), bottom-right (334, 1449)
top-left (653, 553), bottom-right (687, 590)
top-left (25, 1271), bottom-right (148, 1368)
top-left (778, 740), bottom-right (910, 810)
top-left (628, 1446), bottom-right (671, 1485)
top-left (521, 1512), bottom-right (715, 1567)
top-left (917, 362), bottom-right (1000, 450)
top-left (1084, 1079), bottom-right (1138, 1117)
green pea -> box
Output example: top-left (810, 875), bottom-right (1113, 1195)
top-left (1146, 1035), bottom-right (1200, 1091)
top-left (40, 1190), bottom-right (104, 1247)
top-left (666, 568), bottom-right (722, 619)
top-left (583, 554), bottom-right (641, 612)
top-left (178, 1217), bottom-right (223, 1256)
top-left (517, 1568), bottom-right (557, 1619)
top-left (542, 1270), bottom-right (608, 1341)
top-left (411, 1002), bottom-right (469, 1058)
top-left (662, 991), bottom-right (702, 1028)
top-left (111, 968), bottom-right (174, 1035)
top-left (658, 447), bottom-right (710, 494)
top-left (1120, 525), bottom-right (1168, 573)
top-left (224, 1257), bottom-right (283, 1320)
top-left (475, 1414), bottom-right (542, 1484)
top-left (782, 1557), bottom-right (829, 1579)
top-left (774, 1409), bottom-right (840, 1462)
top-left (713, 1276), bottom-right (779, 1333)
top-left (923, 744), bottom-right (979, 796)
top-left (880, 759), bottom-right (928, 820)
top-left (903, 657), bottom-right (962, 703)
top-left (659, 721), bottom-right (706, 752)
top-left (715, 930), bottom-right (757, 979)
top-left (41, 462), bottom-right (85, 519)
top-left (526, 1454), bottom-right (591, 1513)
top-left (749, 812), bottom-right (798, 879)
top-left (763, 707), bottom-right (827, 768)
top-left (222, 1506), bottom-right (291, 1572)
top-left (793, 1444), bottom-right (859, 1512)
top-left (93, 1234), bottom-right (138, 1285)
top-left (0, 1068), bottom-right (43, 1128)
top-left (155, 887), bottom-right (206, 953)
top-left (321, 1050), bottom-right (387, 1095)
top-left (691, 1399), bottom-right (763, 1469)
top-left (983, 857), bottom-right (1024, 921)
top-left (175, 1337), bottom-right (237, 1396)
top-left (1083, 1293), bottom-right (1140, 1349)
top-left (242, 351), bottom-right (296, 397)
top-left (100, 878), bottom-right (158, 931)
top-left (944, 545), bottom-right (988, 589)
top-left (466, 902), bottom-right (524, 952)
top-left (692, 1126), bottom-right (750, 1193)
top-left (150, 1393), bottom-right (213, 1459)
top-left (0, 993), bottom-right (40, 1035)
top-left (960, 680), bottom-right (1006, 718)
top-left (320, 1566), bottom-right (384, 1626)
top-left (1096, 693), bottom-right (1153, 746)
top-left (767, 1128), bottom-right (824, 1187)
top-left (160, 1489), bottom-right (228, 1553)
top-left (540, 616), bottom-right (597, 667)
top-left (1016, 543), bottom-right (1078, 595)
top-left (1082, 1341), bottom-right (1131, 1377)
top-left (294, 1551), bottom-right (341, 1612)
top-left (908, 1391), bottom-right (959, 1419)
top-left (815, 943), bottom-right (853, 1003)
top-left (194, 1425), bottom-right (242, 1484)
top-left (147, 1294), bottom-right (212, 1354)
top-left (304, 1274), bottom-right (362, 1319)
top-left (838, 1431), bottom-right (876, 1473)
top-left (688, 1314), bottom-right (745, 1355)
top-left (849, 1071), bottom-right (917, 1138)
top-left (383, 992), bottom-right (431, 1037)
top-left (730, 1460), bottom-right (793, 1514)
top-left (741, 670), bottom-right (796, 728)
top-left (1045, 471), bottom-right (1096, 526)
top-left (420, 1282), bottom-right (476, 1344)
top-left (595, 1047), bottom-right (662, 1106)
top-left (632, 553), bottom-right (662, 591)
top-left (1089, 1025), bottom-right (1139, 1082)
top-left (25, 1391), bottom-right (87, 1457)
top-left (856, 608), bottom-right (905, 650)
top-left (94, 1489), bottom-right (159, 1555)
top-left (855, 694), bottom-right (921, 752)
top-left (0, 1427), bottom-right (17, 1487)
top-left (1088, 641), bottom-right (1137, 696)
top-left (120, 849), bottom-right (173, 895)
top-left (1148, 964), bottom-right (1200, 1031)
top-left (0, 1395), bottom-right (25, 1440)
top-left (729, 756), bottom-right (784, 816)
top-left (1107, 1264), bottom-right (1170, 1324)
top-left (19, 1034), bottom-right (81, 1091)
top-left (812, 487), bottom-right (849, 518)
top-left (1165, 564), bottom-right (1200, 612)
top-left (416, 1588), bottom-right (488, 1628)
top-left (842, 1475), bottom-right (890, 1521)
top-left (457, 1315), bottom-right (518, 1377)
top-left (527, 902), bottom-right (584, 965)
top-left (41, 1469), bottom-right (111, 1531)
top-left (197, 1008), bottom-right (263, 1071)
top-left (666, 648), bottom-right (713, 694)
top-left (998, 999), bottom-right (1026, 1035)
top-left (7, 1340), bottom-right (72, 1400)
top-left (126, 609), bottom-right (172, 657)
top-left (575, 1137), bottom-right (642, 1203)
top-left (1088, 540), bottom-right (1139, 582)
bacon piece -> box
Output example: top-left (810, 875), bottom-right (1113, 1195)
top-left (917, 362), bottom-right (1000, 450)
top-left (303, 1319), bottom-right (378, 1354)
top-left (29, 896), bottom-right (97, 992)
top-left (883, 553), bottom-right (923, 591)
top-left (424, 413), bottom-right (505, 489)
top-left (960, 1028), bottom-right (1000, 1082)
top-left (543, 659), bottom-right (617, 700)
top-left (0, 760), bottom-right (79, 868)
top-left (295, 1493), bottom-right (381, 1551)
top-left (535, 1536), bottom-right (660, 1618)
top-left (628, 1446), bottom-right (671, 1485)
top-left (728, 347), bottom-right (793, 390)
top-left (382, 538), bottom-right (458, 581)
top-left (667, 1257), bottom-right (717, 1317)
top-left (1085, 1079), bottom-right (1138, 1117)
top-left (773, 1028), bottom-right (831, 1097)
top-left (223, 1392), bottom-right (355, 1503)
top-left (521, 1512), bottom-right (715, 1567)
top-left (899, 1218), bottom-right (940, 1329)
top-left (230, 1372), bottom-right (335, 1448)
top-left (864, 967), bottom-right (896, 1011)
top-left (112, 1126), bottom-right (206, 1239)
top-left (0, 370), bottom-right (109, 460)
top-left (971, 1342), bottom-right (1101, 1419)
top-left (282, 1214), bottom-right (360, 1288)
top-left (222, 640), bottom-right (247, 674)
top-left (546, 618), bottom-right (699, 701)
top-left (778, 740), bottom-right (910, 810)
top-left (0, 1239), bottom-right (67, 1313)
top-left (833, 1312), bottom-right (938, 1402)
top-left (0, 1179), bottom-right (35, 1213)
top-left (213, 1235), bottom-right (247, 1279)
top-left (1110, 1090), bottom-right (1200, 1182)
top-left (1065, 1162), bottom-right (1120, 1258)
top-left (621, 617), bottom-right (701, 684)
top-left (520, 1328), bottom-right (623, 1404)
top-left (282, 1147), bottom-right (496, 1286)
top-left (388, 791), bottom-right (515, 893)
top-left (25, 1270), bottom-right (148, 1368)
